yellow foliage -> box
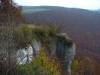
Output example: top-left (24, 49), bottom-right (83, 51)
top-left (33, 48), bottom-right (61, 75)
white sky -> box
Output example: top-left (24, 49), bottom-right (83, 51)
top-left (14, 0), bottom-right (100, 10)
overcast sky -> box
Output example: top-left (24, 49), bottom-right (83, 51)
top-left (14, 0), bottom-right (100, 10)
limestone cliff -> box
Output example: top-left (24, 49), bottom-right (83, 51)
top-left (17, 26), bottom-right (76, 75)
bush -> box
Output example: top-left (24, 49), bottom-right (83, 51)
top-left (33, 48), bottom-right (61, 75)
top-left (71, 58), bottom-right (79, 75)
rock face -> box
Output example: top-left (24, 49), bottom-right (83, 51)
top-left (17, 33), bottom-right (76, 75)
top-left (55, 33), bottom-right (75, 75)
top-left (17, 46), bottom-right (33, 64)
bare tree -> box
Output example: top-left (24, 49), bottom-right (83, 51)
top-left (0, 0), bottom-right (22, 24)
top-left (0, 0), bottom-right (22, 75)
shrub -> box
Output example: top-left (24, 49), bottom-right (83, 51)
top-left (71, 58), bottom-right (79, 75)
top-left (33, 48), bottom-right (61, 75)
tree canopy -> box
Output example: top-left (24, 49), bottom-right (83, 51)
top-left (0, 0), bottom-right (22, 23)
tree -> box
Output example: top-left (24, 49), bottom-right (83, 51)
top-left (0, 0), bottom-right (22, 75)
top-left (0, 0), bottom-right (22, 23)
top-left (14, 25), bottom-right (33, 48)
top-left (78, 57), bottom-right (95, 75)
